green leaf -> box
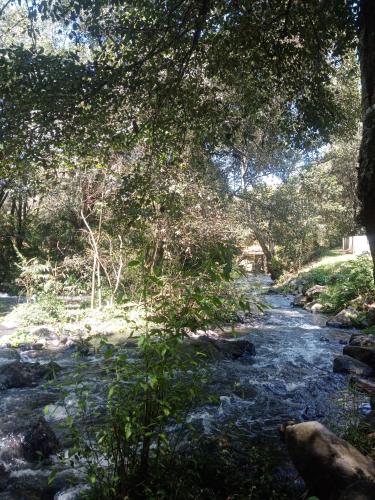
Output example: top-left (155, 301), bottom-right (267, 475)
top-left (124, 423), bottom-right (132, 439)
top-left (48, 469), bottom-right (57, 485)
top-left (127, 259), bottom-right (141, 268)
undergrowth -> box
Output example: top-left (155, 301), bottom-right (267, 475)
top-left (279, 255), bottom-right (375, 315)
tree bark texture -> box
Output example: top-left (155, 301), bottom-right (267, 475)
top-left (358, 0), bottom-right (375, 279)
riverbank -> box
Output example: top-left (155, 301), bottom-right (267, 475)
top-left (277, 250), bottom-right (375, 329)
top-left (0, 275), bottom-right (372, 499)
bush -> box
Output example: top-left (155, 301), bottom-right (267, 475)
top-left (6, 294), bottom-right (66, 326)
top-left (268, 257), bottom-right (284, 280)
top-left (280, 255), bottom-right (375, 314)
top-left (318, 256), bottom-right (375, 312)
top-left (56, 261), bottom-right (257, 498)
top-left (61, 290), bottom-right (207, 498)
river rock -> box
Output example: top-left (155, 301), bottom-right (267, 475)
top-left (305, 284), bottom-right (327, 298)
top-left (22, 417), bottom-right (59, 461)
top-left (310, 302), bottom-right (324, 313)
top-left (190, 336), bottom-right (255, 360)
top-left (293, 294), bottom-right (307, 307)
top-left (333, 355), bottom-right (373, 376)
top-left (0, 361), bottom-right (61, 389)
top-left (338, 480), bottom-right (375, 499)
top-left (215, 339), bottom-right (256, 358)
top-left (343, 345), bottom-right (375, 370)
top-left (0, 349), bottom-right (20, 370)
top-left (350, 334), bottom-right (375, 348)
top-left (282, 421), bottom-right (375, 500)
top-left (304, 301), bottom-right (324, 312)
top-left (327, 307), bottom-right (358, 328)
top-left (30, 342), bottom-right (44, 350)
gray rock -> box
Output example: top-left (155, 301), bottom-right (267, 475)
top-left (333, 355), bottom-right (373, 377)
top-left (190, 336), bottom-right (255, 360)
top-left (327, 307), bottom-right (358, 328)
top-left (343, 345), bottom-right (375, 370)
top-left (282, 421), bottom-right (375, 500)
top-left (0, 349), bottom-right (19, 361)
top-left (293, 294), bottom-right (307, 307)
top-left (310, 302), bottom-right (324, 313)
top-left (350, 334), bottom-right (375, 348)
top-left (30, 342), bottom-right (44, 350)
top-left (304, 301), bottom-right (316, 311)
top-left (22, 417), bottom-right (59, 461)
top-left (305, 284), bottom-right (327, 298)
top-left (214, 339), bottom-right (256, 358)
top-left (0, 361), bottom-right (61, 389)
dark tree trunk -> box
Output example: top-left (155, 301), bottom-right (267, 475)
top-left (358, 0), bottom-right (375, 280)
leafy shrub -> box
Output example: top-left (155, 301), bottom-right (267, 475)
top-left (63, 312), bottom-right (206, 498)
top-left (362, 325), bottom-right (375, 335)
top-left (318, 256), bottom-right (375, 312)
top-left (280, 255), bottom-right (375, 314)
top-left (7, 294), bottom-right (66, 326)
top-left (268, 257), bottom-right (284, 280)
top-left (57, 261), bottom-right (256, 498)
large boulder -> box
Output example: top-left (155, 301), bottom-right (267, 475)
top-left (214, 339), bottom-right (256, 358)
top-left (282, 421), bottom-right (375, 500)
top-left (343, 346), bottom-right (375, 370)
top-left (22, 417), bottom-right (59, 461)
top-left (333, 355), bottom-right (373, 377)
top-left (327, 307), bottom-right (359, 328)
top-left (190, 336), bottom-right (255, 360)
top-left (0, 361), bottom-right (61, 389)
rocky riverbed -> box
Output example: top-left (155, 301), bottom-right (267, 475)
top-left (0, 276), bottom-right (372, 499)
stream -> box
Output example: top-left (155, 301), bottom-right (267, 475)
top-left (0, 276), bottom-right (369, 499)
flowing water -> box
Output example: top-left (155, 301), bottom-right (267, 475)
top-left (0, 277), bottom-right (369, 499)
top-left (187, 276), bottom-right (367, 438)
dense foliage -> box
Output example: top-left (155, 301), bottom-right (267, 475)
top-left (0, 0), bottom-right (374, 498)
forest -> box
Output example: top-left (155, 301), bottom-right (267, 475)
top-left (0, 1), bottom-right (375, 499)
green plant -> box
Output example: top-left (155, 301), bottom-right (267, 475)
top-left (330, 385), bottom-right (375, 461)
top-left (279, 255), bottom-right (375, 315)
top-left (53, 251), bottom-right (261, 499)
top-left (318, 255), bottom-right (375, 312)
top-left (268, 257), bottom-right (284, 280)
top-left (6, 294), bottom-right (66, 326)
top-left (363, 325), bottom-right (375, 335)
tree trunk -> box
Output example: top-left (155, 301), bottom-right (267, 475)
top-left (358, 0), bottom-right (375, 280)
top-left (253, 230), bottom-right (276, 277)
